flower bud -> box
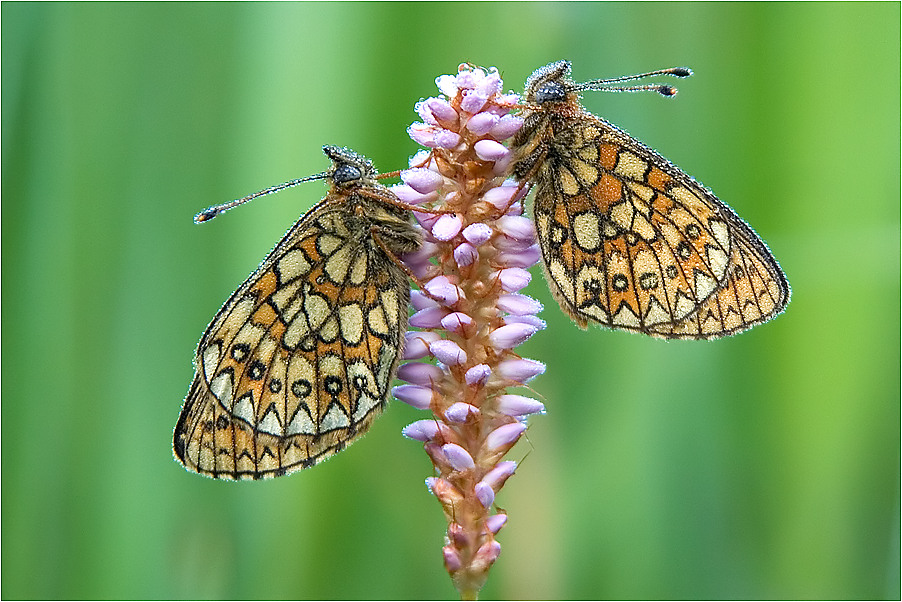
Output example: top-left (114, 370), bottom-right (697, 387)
top-left (392, 385), bottom-right (434, 409)
top-left (489, 323), bottom-right (538, 349)
top-left (465, 364), bottom-right (491, 386)
top-left (495, 267), bottom-right (531, 292)
top-left (497, 394), bottom-right (545, 417)
top-left (475, 482), bottom-right (495, 508)
top-left (474, 139), bottom-right (510, 162)
top-left (496, 358), bottom-right (546, 383)
top-left (462, 223), bottom-right (493, 246)
top-left (426, 97), bottom-right (458, 123)
top-left (397, 362), bottom-right (444, 386)
top-left (497, 293), bottom-right (543, 316)
top-left (402, 331), bottom-right (440, 359)
top-left (401, 167), bottom-right (444, 194)
top-left (429, 339), bottom-right (467, 365)
top-left (486, 513), bottom-right (508, 534)
top-left (442, 443), bottom-right (475, 471)
top-left (432, 213), bottom-right (463, 241)
top-left (409, 306), bottom-right (448, 328)
top-left (453, 242), bottom-right (478, 267)
top-left (402, 419), bottom-right (451, 442)
top-left (486, 422), bottom-right (526, 451)
top-left (440, 311), bottom-right (474, 335)
top-left (445, 402), bottom-right (478, 424)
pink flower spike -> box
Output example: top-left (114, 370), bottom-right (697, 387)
top-left (402, 419), bottom-right (444, 442)
top-left (497, 394), bottom-right (546, 417)
top-left (443, 546), bottom-right (463, 572)
top-left (497, 244), bottom-right (542, 269)
top-left (427, 97), bottom-right (459, 123)
top-left (486, 513), bottom-right (508, 534)
top-left (462, 223), bottom-right (493, 246)
top-left (497, 293), bottom-right (543, 316)
top-left (490, 322), bottom-right (538, 349)
top-left (466, 112), bottom-right (498, 136)
top-left (453, 242), bottom-right (478, 267)
top-left (474, 139), bottom-right (510, 162)
top-left (410, 289), bottom-right (438, 310)
top-left (440, 311), bottom-right (474, 335)
top-left (409, 306), bottom-right (447, 328)
top-left (475, 482), bottom-right (495, 508)
top-left (402, 331), bottom-right (440, 359)
top-left (490, 114), bottom-right (524, 140)
top-left (445, 402), bottom-right (478, 424)
top-left (486, 422), bottom-right (526, 451)
top-left (397, 362), bottom-right (444, 386)
top-left (481, 461), bottom-right (517, 491)
top-left (429, 339), bottom-right (467, 365)
top-left (442, 443), bottom-right (476, 471)
top-left (465, 363), bottom-right (491, 386)
top-left (495, 267), bottom-right (532, 292)
top-left (496, 358), bottom-right (546, 382)
top-left (496, 215), bottom-right (536, 241)
top-left (431, 213), bottom-right (463, 241)
top-left (434, 129), bottom-right (461, 149)
top-left (402, 168), bottom-right (444, 194)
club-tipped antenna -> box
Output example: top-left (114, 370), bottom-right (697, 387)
top-left (194, 171), bottom-right (330, 223)
top-left (575, 66), bottom-right (692, 97)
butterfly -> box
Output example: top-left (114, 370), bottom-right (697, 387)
top-left (510, 60), bottom-right (790, 339)
top-left (173, 145), bottom-right (422, 479)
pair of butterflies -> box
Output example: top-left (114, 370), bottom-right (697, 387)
top-left (173, 61), bottom-right (790, 480)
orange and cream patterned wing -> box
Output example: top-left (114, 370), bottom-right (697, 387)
top-left (534, 114), bottom-right (789, 339)
top-left (174, 197), bottom-right (413, 479)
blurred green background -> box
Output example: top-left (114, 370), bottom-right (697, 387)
top-left (3, 2), bottom-right (899, 600)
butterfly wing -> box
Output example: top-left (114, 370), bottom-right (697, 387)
top-left (174, 195), bottom-right (412, 479)
top-left (533, 112), bottom-right (789, 339)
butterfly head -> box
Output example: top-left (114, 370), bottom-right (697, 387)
top-left (322, 145), bottom-right (378, 187)
top-left (523, 60), bottom-right (575, 105)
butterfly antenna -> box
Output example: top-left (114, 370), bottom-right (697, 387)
top-left (194, 171), bottom-right (330, 223)
top-left (576, 67), bottom-right (692, 97)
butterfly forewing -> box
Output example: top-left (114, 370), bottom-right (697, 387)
top-left (512, 61), bottom-right (789, 339)
top-left (174, 147), bottom-right (421, 479)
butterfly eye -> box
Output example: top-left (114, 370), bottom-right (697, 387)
top-left (333, 164), bottom-right (362, 184)
top-left (534, 81), bottom-right (566, 103)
